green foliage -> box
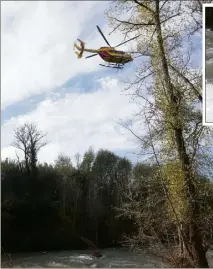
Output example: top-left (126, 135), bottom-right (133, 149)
top-left (161, 161), bottom-right (188, 222)
top-left (80, 147), bottom-right (95, 173)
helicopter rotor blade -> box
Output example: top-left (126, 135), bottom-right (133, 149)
top-left (96, 25), bottom-right (111, 47)
top-left (85, 54), bottom-right (98, 59)
top-left (114, 34), bottom-right (142, 48)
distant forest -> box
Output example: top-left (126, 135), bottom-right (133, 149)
top-left (206, 7), bottom-right (213, 30)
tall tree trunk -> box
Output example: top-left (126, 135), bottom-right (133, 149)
top-left (178, 224), bottom-right (184, 255)
top-left (154, 1), bottom-right (208, 267)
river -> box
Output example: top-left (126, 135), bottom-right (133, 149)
top-left (2, 247), bottom-right (213, 268)
top-left (205, 29), bottom-right (213, 123)
top-left (1, 248), bottom-right (160, 268)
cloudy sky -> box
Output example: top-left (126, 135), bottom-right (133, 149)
top-left (1, 1), bottom-right (203, 165)
top-left (1, 1), bottom-right (147, 164)
top-left (205, 29), bottom-right (213, 124)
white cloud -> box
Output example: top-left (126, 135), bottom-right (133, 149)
top-left (206, 83), bottom-right (213, 123)
top-left (1, 77), bottom-right (143, 164)
top-left (2, 1), bottom-right (129, 109)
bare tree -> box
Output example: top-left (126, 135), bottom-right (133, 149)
top-left (12, 123), bottom-right (47, 174)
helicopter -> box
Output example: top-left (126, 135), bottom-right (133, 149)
top-left (74, 25), bottom-right (135, 69)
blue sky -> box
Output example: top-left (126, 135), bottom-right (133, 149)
top-left (1, 1), bottom-right (203, 165)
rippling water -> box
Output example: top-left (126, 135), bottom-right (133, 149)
top-left (1, 248), bottom-right (161, 268)
top-left (2, 247), bottom-right (213, 268)
top-left (205, 30), bottom-right (213, 123)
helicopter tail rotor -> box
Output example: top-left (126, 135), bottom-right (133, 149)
top-left (74, 39), bottom-right (86, 59)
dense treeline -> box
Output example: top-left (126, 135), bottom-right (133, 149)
top-left (2, 145), bottom-right (137, 252)
top-left (2, 124), bottom-right (213, 256)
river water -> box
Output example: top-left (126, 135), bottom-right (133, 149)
top-left (2, 247), bottom-right (213, 268)
top-left (1, 248), bottom-right (162, 268)
top-left (205, 29), bottom-right (213, 123)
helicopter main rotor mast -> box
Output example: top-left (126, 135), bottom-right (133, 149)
top-left (85, 25), bottom-right (112, 59)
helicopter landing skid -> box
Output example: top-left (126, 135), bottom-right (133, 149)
top-left (99, 63), bottom-right (124, 69)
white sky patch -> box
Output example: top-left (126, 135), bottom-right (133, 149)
top-left (206, 83), bottom-right (213, 122)
top-left (1, 1), bottom-right (129, 110)
top-left (1, 77), bottom-right (144, 164)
